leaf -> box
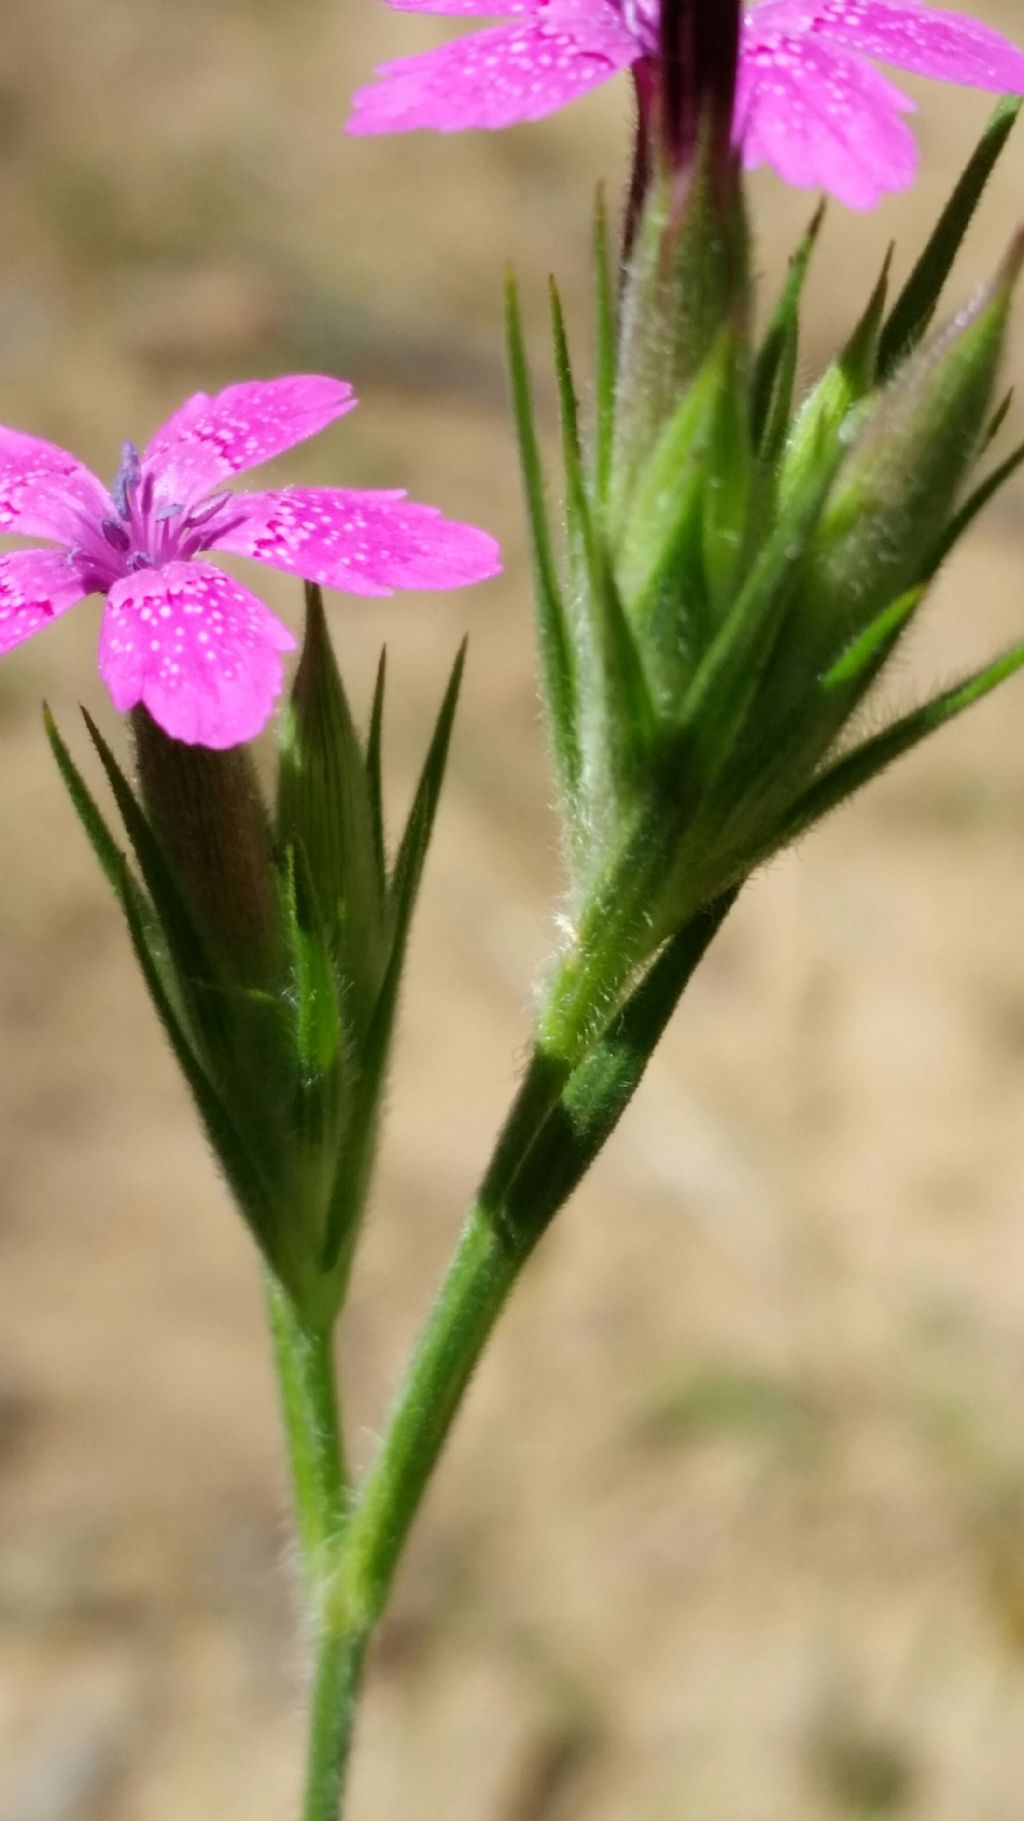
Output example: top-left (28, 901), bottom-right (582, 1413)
top-left (925, 436), bottom-right (1024, 577)
top-left (365, 646), bottom-right (388, 893)
top-left (751, 201), bottom-right (825, 456)
top-left (878, 97), bottom-right (1022, 380)
top-left (278, 584), bottom-right (386, 1033)
top-left (676, 433), bottom-right (843, 769)
top-left (119, 859), bottom-right (283, 1269)
top-left (549, 277), bottom-right (656, 779)
top-left (782, 638), bottom-right (1024, 843)
top-left (501, 891), bottom-right (738, 1243)
top-left (592, 187), bottom-right (617, 513)
top-left (618, 333), bottom-right (735, 612)
top-left (44, 705), bottom-right (131, 899)
top-left (980, 386), bottom-right (1014, 457)
top-left (821, 585), bottom-right (925, 690)
top-left (779, 248), bottom-right (891, 510)
top-left (505, 274), bottom-right (581, 806)
top-left (319, 645), bottom-right (467, 1271)
top-left (280, 844), bottom-right (346, 1086)
top-left (387, 640), bottom-right (465, 944)
top-left (81, 707), bottom-right (228, 1065)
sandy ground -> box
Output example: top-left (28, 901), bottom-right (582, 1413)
top-left (2, 2), bottom-right (1024, 1817)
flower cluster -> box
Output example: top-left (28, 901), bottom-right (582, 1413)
top-left (348, 0), bottom-right (1024, 209)
top-left (0, 377), bottom-right (500, 747)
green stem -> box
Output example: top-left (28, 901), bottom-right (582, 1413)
top-left (339, 893), bottom-right (735, 1639)
top-left (300, 1625), bottom-right (369, 1821)
top-left (266, 1277), bottom-right (367, 1818)
top-left (266, 1275), bottom-right (348, 1579)
top-left (340, 1206), bottom-right (525, 1632)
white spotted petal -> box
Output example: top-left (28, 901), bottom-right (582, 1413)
top-left (0, 548), bottom-right (93, 654)
top-left (142, 376), bottom-right (356, 508)
top-left (211, 487), bottom-right (504, 596)
top-left (98, 561), bottom-right (297, 749)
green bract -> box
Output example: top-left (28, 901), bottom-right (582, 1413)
top-left (46, 587), bottom-right (464, 1324)
top-left (508, 102), bottom-right (1024, 1070)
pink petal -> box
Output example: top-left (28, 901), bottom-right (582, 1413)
top-left (212, 488), bottom-right (503, 597)
top-left (98, 560), bottom-right (296, 749)
top-left (737, 31), bottom-right (917, 209)
top-left (142, 376), bottom-right (356, 509)
top-left (0, 427), bottom-right (110, 543)
top-left (389, 0), bottom-right (534, 12)
top-left (346, 7), bottom-right (636, 133)
top-left (0, 547), bottom-right (92, 655)
top-left (763, 0), bottom-right (1024, 92)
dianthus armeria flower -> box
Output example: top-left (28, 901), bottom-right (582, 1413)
top-left (347, 0), bottom-right (1024, 209)
top-left (0, 377), bottom-right (500, 748)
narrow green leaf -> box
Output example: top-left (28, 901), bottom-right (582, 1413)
top-left (365, 646), bottom-right (388, 893)
top-left (44, 705), bottom-right (130, 898)
top-left (502, 891), bottom-right (738, 1242)
top-left (822, 585), bottom-right (925, 689)
top-left (550, 277), bottom-right (657, 775)
top-left (388, 639), bottom-right (466, 943)
top-left (780, 248), bottom-right (892, 510)
top-left (878, 97), bottom-right (1022, 380)
top-left (925, 436), bottom-right (1024, 576)
top-left (618, 333), bottom-right (734, 610)
top-left (278, 584), bottom-right (385, 1032)
top-left (81, 708), bottom-right (227, 1059)
top-left (677, 432), bottom-right (843, 765)
top-left (119, 859), bottom-right (282, 1265)
top-left (505, 273), bottom-right (581, 802)
top-left (751, 201), bottom-right (825, 454)
top-left (280, 844), bottom-right (345, 1085)
top-left (592, 185), bottom-right (617, 512)
top-left (319, 645), bottom-right (467, 1271)
top-left (783, 638), bottom-right (1024, 842)
top-left (981, 385), bottom-right (1014, 456)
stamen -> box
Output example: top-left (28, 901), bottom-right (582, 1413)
top-left (100, 517), bottom-right (131, 551)
top-left (127, 551), bottom-right (155, 572)
top-left (112, 441), bottom-right (142, 519)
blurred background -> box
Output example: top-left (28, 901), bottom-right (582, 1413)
top-left (2, 3), bottom-right (1024, 1816)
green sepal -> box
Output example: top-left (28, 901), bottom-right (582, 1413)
top-left (751, 201), bottom-right (825, 458)
top-left (878, 96), bottom-right (1022, 381)
top-left (505, 272), bottom-right (581, 807)
top-left (611, 146), bottom-right (751, 514)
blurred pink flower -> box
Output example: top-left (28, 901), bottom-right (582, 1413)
top-left (347, 0), bottom-right (1024, 208)
top-left (0, 377), bottom-right (501, 749)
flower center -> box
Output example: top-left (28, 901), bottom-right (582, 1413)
top-left (70, 441), bottom-right (246, 589)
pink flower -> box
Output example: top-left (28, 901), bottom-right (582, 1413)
top-left (346, 0), bottom-right (1024, 209)
top-left (0, 377), bottom-right (501, 749)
